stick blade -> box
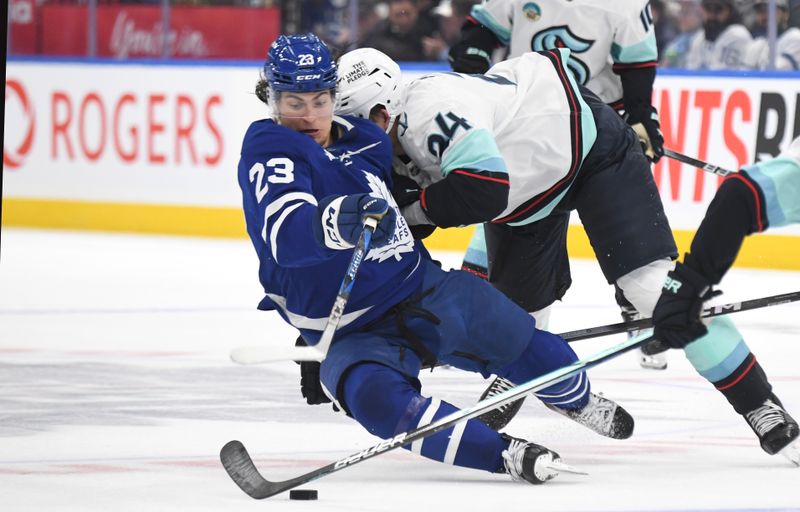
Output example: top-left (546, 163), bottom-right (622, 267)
top-left (229, 345), bottom-right (324, 365)
top-left (220, 440), bottom-right (280, 499)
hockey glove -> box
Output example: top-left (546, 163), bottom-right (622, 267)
top-left (448, 21), bottom-right (498, 74)
top-left (314, 194), bottom-right (397, 250)
top-left (295, 337), bottom-right (336, 407)
top-left (652, 261), bottom-right (719, 349)
top-left (629, 106), bottom-right (664, 163)
top-left (392, 173), bottom-right (436, 239)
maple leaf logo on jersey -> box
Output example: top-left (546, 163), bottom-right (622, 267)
top-left (361, 171), bottom-right (415, 263)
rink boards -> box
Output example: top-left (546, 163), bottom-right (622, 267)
top-left (4, 59), bottom-right (800, 269)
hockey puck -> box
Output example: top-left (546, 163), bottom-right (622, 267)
top-left (289, 489), bottom-right (318, 500)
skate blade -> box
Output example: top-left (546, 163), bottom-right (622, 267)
top-left (638, 354), bottom-right (667, 370)
top-left (778, 440), bottom-right (800, 467)
top-left (544, 460), bottom-right (589, 476)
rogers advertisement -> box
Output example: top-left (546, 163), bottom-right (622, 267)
top-left (11, 4), bottom-right (279, 59)
top-left (4, 63), bottom-right (800, 235)
top-left (4, 62), bottom-right (266, 207)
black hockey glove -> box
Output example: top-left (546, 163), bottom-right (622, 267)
top-left (392, 172), bottom-right (436, 239)
top-left (295, 336), bottom-right (333, 406)
top-left (448, 21), bottom-right (498, 74)
top-left (629, 106), bottom-right (664, 163)
top-left (652, 261), bottom-right (720, 349)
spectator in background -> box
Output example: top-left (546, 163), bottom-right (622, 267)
top-left (662, 0), bottom-right (705, 67)
top-left (683, 0), bottom-right (752, 68)
top-left (744, 0), bottom-right (800, 69)
top-left (361, 0), bottom-right (447, 61)
top-left (653, 0), bottom-right (680, 56)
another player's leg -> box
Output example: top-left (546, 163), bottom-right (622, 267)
top-left (618, 264), bottom-right (799, 462)
top-left (492, 327), bottom-right (634, 440)
top-left (476, 216), bottom-right (572, 430)
top-left (340, 362), bottom-right (570, 484)
top-left (682, 317), bottom-right (799, 463)
top-left (615, 285), bottom-right (668, 370)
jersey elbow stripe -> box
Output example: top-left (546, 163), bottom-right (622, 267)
top-left (727, 174), bottom-right (765, 232)
top-left (612, 61), bottom-right (657, 71)
top-left (452, 169), bottom-right (510, 184)
top-left (262, 192), bottom-right (318, 244)
top-left (269, 201), bottom-right (305, 261)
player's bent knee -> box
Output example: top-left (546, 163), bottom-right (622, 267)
top-left (341, 363), bottom-right (425, 438)
top-left (616, 258), bottom-right (674, 316)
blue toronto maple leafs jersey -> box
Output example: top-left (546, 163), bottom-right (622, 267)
top-left (238, 115), bottom-right (424, 345)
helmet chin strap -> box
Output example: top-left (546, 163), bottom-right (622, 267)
top-left (385, 114), bottom-right (398, 134)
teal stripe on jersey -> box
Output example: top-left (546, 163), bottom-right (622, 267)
top-left (470, 5), bottom-right (511, 45)
top-left (684, 316), bottom-right (749, 382)
top-left (441, 128), bottom-right (508, 176)
top-left (507, 189), bottom-right (569, 226)
top-left (463, 224), bottom-right (488, 268)
top-left (743, 156), bottom-right (800, 227)
top-left (611, 32), bottom-right (658, 63)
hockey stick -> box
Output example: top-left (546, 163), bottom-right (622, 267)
top-left (230, 290), bottom-right (800, 364)
top-left (558, 289), bottom-right (800, 342)
top-left (220, 329), bottom-right (653, 499)
top-left (268, 217), bottom-right (380, 364)
top-left (220, 289), bottom-right (800, 499)
top-left (664, 148), bottom-right (736, 177)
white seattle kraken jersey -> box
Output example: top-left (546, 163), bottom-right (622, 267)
top-left (744, 28), bottom-right (800, 71)
top-left (470, 0), bottom-right (657, 104)
top-left (684, 25), bottom-right (753, 70)
top-left (397, 50), bottom-right (597, 226)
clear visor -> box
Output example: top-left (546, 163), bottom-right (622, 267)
top-left (271, 88), bottom-right (336, 120)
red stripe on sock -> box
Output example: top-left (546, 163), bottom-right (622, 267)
top-left (716, 356), bottom-right (757, 391)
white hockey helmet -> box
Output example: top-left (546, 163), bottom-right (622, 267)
top-left (336, 48), bottom-right (404, 129)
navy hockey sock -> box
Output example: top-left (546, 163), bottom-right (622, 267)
top-left (342, 362), bottom-right (507, 472)
top-left (495, 330), bottom-right (590, 409)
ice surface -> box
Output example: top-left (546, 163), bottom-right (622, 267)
top-left (1, 229), bottom-right (798, 511)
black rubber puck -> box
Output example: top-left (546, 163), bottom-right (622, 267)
top-left (289, 489), bottom-right (318, 500)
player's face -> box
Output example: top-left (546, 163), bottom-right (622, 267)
top-left (276, 90), bottom-right (335, 147)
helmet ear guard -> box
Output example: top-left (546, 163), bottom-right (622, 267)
top-left (335, 48), bottom-right (404, 127)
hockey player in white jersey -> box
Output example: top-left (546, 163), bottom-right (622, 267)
top-left (447, 0), bottom-right (668, 370)
top-left (684, 0), bottom-right (753, 69)
top-left (337, 46), bottom-right (678, 428)
top-left (448, 0), bottom-right (663, 161)
top-left (743, 0), bottom-right (800, 70)
top-left (335, 48), bottom-right (800, 462)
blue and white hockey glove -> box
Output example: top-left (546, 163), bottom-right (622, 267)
top-left (652, 261), bottom-right (718, 349)
top-left (314, 193), bottom-right (397, 250)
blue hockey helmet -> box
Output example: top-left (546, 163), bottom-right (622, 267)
top-left (264, 34), bottom-right (337, 93)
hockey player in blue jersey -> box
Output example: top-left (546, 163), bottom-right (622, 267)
top-left (653, 138), bottom-right (800, 463)
top-left (238, 33), bottom-right (635, 485)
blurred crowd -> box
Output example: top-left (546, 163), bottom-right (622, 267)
top-left (32, 0), bottom-right (800, 69)
top-left (345, 0), bottom-right (800, 69)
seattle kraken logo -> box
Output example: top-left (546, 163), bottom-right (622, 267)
top-left (531, 25), bottom-right (594, 85)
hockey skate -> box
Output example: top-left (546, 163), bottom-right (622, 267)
top-left (477, 376), bottom-right (525, 431)
top-left (545, 392), bottom-right (635, 439)
top-left (498, 434), bottom-right (586, 484)
top-left (743, 393), bottom-right (800, 466)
